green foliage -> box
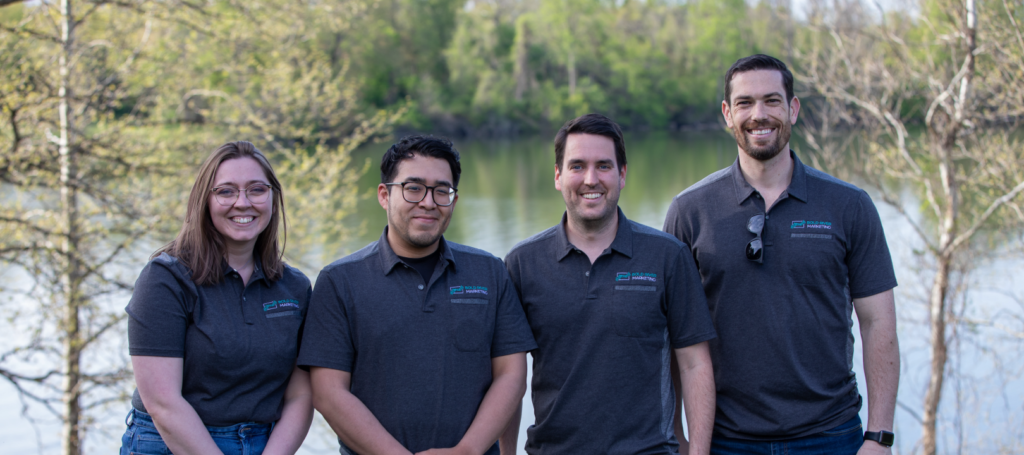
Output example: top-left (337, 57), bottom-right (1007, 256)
top-left (433, 0), bottom-right (791, 131)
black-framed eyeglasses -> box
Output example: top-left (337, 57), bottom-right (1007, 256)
top-left (384, 182), bottom-right (457, 207)
top-left (210, 183), bottom-right (274, 206)
top-left (746, 214), bottom-right (765, 264)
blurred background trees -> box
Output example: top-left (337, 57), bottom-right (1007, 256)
top-left (2, 0), bottom-right (1023, 454)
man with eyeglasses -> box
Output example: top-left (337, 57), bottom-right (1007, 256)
top-left (663, 54), bottom-right (900, 455)
top-left (298, 135), bottom-right (536, 454)
top-left (501, 114), bottom-right (717, 454)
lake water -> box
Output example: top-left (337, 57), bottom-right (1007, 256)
top-left (1, 131), bottom-right (1021, 454)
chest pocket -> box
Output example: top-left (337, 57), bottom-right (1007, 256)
top-left (612, 285), bottom-right (662, 338)
top-left (449, 298), bottom-right (491, 352)
top-left (258, 299), bottom-right (304, 361)
top-left (783, 230), bottom-right (846, 285)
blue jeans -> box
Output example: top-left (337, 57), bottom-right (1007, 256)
top-left (711, 415), bottom-right (864, 455)
top-left (120, 408), bottom-right (273, 455)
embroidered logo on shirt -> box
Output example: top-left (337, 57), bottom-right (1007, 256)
top-left (451, 285), bottom-right (488, 295)
top-left (615, 272), bottom-right (657, 283)
top-left (263, 299), bottom-right (300, 311)
top-left (791, 220), bottom-right (832, 229)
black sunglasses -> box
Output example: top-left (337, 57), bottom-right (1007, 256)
top-left (746, 214), bottom-right (765, 264)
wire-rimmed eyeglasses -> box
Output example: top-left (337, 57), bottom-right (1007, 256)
top-left (384, 182), bottom-right (458, 207)
top-left (746, 214), bottom-right (765, 264)
top-left (210, 183), bottom-right (273, 206)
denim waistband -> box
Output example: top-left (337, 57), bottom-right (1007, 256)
top-left (128, 407), bottom-right (274, 435)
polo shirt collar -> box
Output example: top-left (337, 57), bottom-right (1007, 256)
top-left (376, 226), bottom-right (457, 275)
top-left (220, 253), bottom-right (267, 284)
top-left (729, 150), bottom-right (808, 204)
top-left (554, 207), bottom-right (634, 261)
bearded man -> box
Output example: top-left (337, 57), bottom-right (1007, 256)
top-left (662, 54), bottom-right (901, 455)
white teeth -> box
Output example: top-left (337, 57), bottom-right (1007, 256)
top-left (751, 129), bottom-right (773, 135)
top-left (232, 217), bottom-right (254, 224)
top-left (582, 193), bottom-right (601, 199)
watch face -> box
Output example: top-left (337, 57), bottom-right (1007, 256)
top-left (880, 431), bottom-right (895, 446)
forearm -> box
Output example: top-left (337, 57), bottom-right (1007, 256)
top-left (670, 355), bottom-right (687, 454)
top-left (675, 343), bottom-right (715, 455)
top-left (456, 354), bottom-right (528, 454)
top-left (860, 317), bottom-right (899, 431)
top-left (326, 392), bottom-right (411, 454)
top-left (498, 402), bottom-right (523, 455)
top-left (146, 396), bottom-right (224, 455)
top-left (311, 369), bottom-right (410, 455)
top-left (264, 369), bottom-right (314, 455)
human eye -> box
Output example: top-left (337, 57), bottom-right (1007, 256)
top-left (403, 183), bottom-right (424, 192)
top-left (215, 187), bottom-right (238, 198)
top-left (433, 185), bottom-right (453, 196)
top-left (247, 184), bottom-right (269, 196)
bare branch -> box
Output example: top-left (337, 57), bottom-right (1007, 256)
top-left (0, 23), bottom-right (62, 44)
top-left (947, 179), bottom-right (1024, 253)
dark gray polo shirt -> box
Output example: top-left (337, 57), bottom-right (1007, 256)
top-left (663, 151), bottom-right (897, 440)
top-left (126, 253), bottom-right (311, 426)
top-left (297, 229), bottom-right (537, 454)
top-left (505, 208), bottom-right (716, 455)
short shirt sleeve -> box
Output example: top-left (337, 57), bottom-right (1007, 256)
top-left (297, 269), bottom-right (355, 372)
top-left (489, 264), bottom-right (537, 358)
top-left (665, 243), bottom-right (716, 349)
top-left (846, 190), bottom-right (898, 298)
top-left (126, 255), bottom-right (194, 357)
top-left (663, 197), bottom-right (697, 250)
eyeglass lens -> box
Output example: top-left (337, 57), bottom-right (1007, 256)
top-left (213, 184), bottom-right (272, 206)
top-left (401, 183), bottom-right (455, 206)
top-left (746, 214), bottom-right (765, 263)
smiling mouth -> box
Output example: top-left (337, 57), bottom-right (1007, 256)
top-left (231, 216), bottom-right (255, 224)
top-left (582, 193), bottom-right (602, 200)
top-left (748, 128), bottom-right (775, 136)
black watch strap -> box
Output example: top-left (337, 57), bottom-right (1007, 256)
top-left (863, 430), bottom-right (895, 447)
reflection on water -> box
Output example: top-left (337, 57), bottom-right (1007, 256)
top-left (346, 131), bottom-right (737, 257)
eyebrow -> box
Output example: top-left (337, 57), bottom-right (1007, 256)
top-left (733, 91), bottom-right (785, 101)
top-left (402, 177), bottom-right (454, 187)
top-left (567, 158), bottom-right (615, 166)
top-left (213, 180), bottom-right (271, 188)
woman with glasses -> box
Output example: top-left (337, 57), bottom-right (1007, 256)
top-left (121, 141), bottom-right (313, 455)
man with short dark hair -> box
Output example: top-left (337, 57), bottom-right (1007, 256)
top-left (299, 136), bottom-right (537, 455)
top-left (663, 54), bottom-right (900, 455)
top-left (502, 114), bottom-right (717, 454)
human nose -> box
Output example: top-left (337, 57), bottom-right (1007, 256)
top-left (233, 190), bottom-right (254, 208)
top-left (752, 101), bottom-right (769, 120)
top-left (417, 189), bottom-right (438, 209)
top-left (582, 166), bottom-right (599, 186)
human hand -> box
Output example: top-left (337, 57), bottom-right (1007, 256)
top-left (414, 446), bottom-right (473, 455)
top-left (857, 441), bottom-right (892, 455)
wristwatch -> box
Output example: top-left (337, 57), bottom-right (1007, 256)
top-left (863, 430), bottom-right (895, 447)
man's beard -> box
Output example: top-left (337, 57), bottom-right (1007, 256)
top-left (733, 118), bottom-right (790, 161)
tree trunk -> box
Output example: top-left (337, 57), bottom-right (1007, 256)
top-left (920, 2), bottom-right (975, 451)
top-left (513, 19), bottom-right (529, 101)
top-left (567, 49), bottom-right (576, 97)
top-left (920, 252), bottom-right (951, 455)
top-left (920, 118), bottom-right (962, 455)
top-left (58, 1), bottom-right (83, 454)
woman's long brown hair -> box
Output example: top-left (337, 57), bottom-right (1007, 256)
top-left (155, 141), bottom-right (287, 285)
